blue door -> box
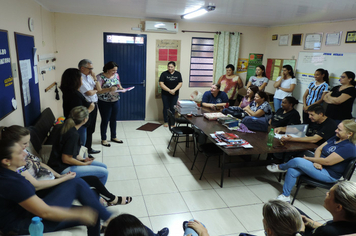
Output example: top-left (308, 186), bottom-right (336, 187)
top-left (103, 33), bottom-right (147, 120)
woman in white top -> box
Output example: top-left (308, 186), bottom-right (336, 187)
top-left (273, 65), bottom-right (297, 111)
top-left (246, 65), bottom-right (269, 91)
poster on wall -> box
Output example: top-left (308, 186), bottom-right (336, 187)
top-left (266, 58), bottom-right (297, 81)
top-left (246, 53), bottom-right (263, 84)
top-left (237, 58), bottom-right (248, 73)
top-left (0, 29), bottom-right (16, 121)
top-left (155, 39), bottom-right (181, 98)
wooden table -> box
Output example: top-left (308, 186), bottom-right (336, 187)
top-left (185, 113), bottom-right (317, 187)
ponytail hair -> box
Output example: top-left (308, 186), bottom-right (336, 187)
top-left (0, 139), bottom-right (17, 165)
top-left (61, 106), bottom-right (89, 135)
top-left (0, 125), bottom-right (30, 142)
top-left (316, 68), bottom-right (329, 85)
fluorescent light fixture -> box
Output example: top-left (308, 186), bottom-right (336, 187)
top-left (181, 5), bottom-right (215, 19)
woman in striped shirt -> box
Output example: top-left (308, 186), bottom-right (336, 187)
top-left (302, 68), bottom-right (329, 124)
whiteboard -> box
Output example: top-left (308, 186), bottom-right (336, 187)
top-left (293, 51), bottom-right (356, 117)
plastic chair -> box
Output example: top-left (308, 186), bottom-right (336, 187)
top-left (291, 158), bottom-right (356, 205)
top-left (167, 109), bottom-right (194, 156)
top-left (191, 125), bottom-right (223, 180)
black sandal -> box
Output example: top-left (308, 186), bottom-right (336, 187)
top-left (111, 138), bottom-right (123, 144)
top-left (101, 140), bottom-right (111, 147)
top-left (108, 196), bottom-right (132, 206)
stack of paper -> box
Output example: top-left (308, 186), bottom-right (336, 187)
top-left (177, 100), bottom-right (198, 114)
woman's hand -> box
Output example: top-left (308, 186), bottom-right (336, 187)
top-left (110, 86), bottom-right (117, 92)
top-left (313, 163), bottom-right (323, 170)
top-left (187, 220), bottom-right (209, 236)
top-left (242, 105), bottom-right (250, 111)
top-left (84, 160), bottom-right (94, 165)
top-left (169, 89), bottom-right (176, 95)
top-left (62, 172), bottom-right (76, 180)
top-left (281, 135), bottom-right (292, 142)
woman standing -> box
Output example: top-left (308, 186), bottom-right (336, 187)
top-left (239, 85), bottom-right (259, 108)
top-left (48, 106), bottom-right (109, 185)
top-left (273, 65), bottom-right (297, 111)
top-left (302, 68), bottom-right (329, 124)
top-left (324, 71), bottom-right (356, 124)
top-left (0, 139), bottom-right (113, 236)
top-left (159, 61), bottom-right (183, 127)
top-left (217, 64), bottom-right (243, 106)
top-left (246, 65), bottom-right (269, 91)
top-left (60, 68), bottom-right (95, 146)
top-left (97, 61), bottom-right (125, 147)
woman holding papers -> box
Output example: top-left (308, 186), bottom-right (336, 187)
top-left (267, 119), bottom-right (356, 202)
top-left (324, 71), bottom-right (356, 125)
top-left (302, 68), bottom-right (329, 124)
top-left (97, 61), bottom-right (125, 147)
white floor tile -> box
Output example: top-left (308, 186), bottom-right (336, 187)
top-left (126, 137), bottom-right (153, 146)
top-left (164, 162), bottom-right (200, 177)
top-left (102, 146), bottom-right (130, 156)
top-left (108, 195), bottom-right (148, 218)
top-left (139, 177), bottom-right (178, 195)
top-left (129, 145), bottom-right (158, 155)
top-left (181, 189), bottom-right (227, 211)
top-left (216, 186), bottom-right (263, 207)
top-left (144, 192), bottom-right (189, 216)
top-left (191, 208), bottom-right (246, 235)
top-left (102, 155), bottom-right (133, 167)
top-left (150, 212), bottom-right (193, 236)
top-left (135, 164), bottom-right (170, 179)
top-left (105, 179), bottom-right (142, 197)
top-left (172, 174), bottom-right (213, 192)
top-left (204, 172), bottom-right (245, 189)
top-left (132, 153), bottom-right (163, 165)
top-left (230, 204), bottom-right (264, 231)
top-left (107, 166), bottom-right (137, 181)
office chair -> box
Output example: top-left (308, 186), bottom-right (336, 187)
top-left (291, 158), bottom-right (356, 205)
top-left (191, 125), bottom-right (223, 180)
top-left (167, 109), bottom-right (194, 156)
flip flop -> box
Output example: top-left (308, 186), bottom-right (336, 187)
top-left (111, 138), bottom-right (123, 143)
top-left (101, 140), bottom-right (111, 147)
top-left (108, 196), bottom-right (132, 206)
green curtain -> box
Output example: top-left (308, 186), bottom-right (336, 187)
top-left (213, 31), bottom-right (240, 83)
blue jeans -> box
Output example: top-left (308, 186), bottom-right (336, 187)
top-left (16, 178), bottom-right (112, 236)
top-left (77, 126), bottom-right (87, 146)
top-left (61, 161), bottom-right (108, 185)
top-left (98, 100), bottom-right (119, 140)
top-left (184, 219), bottom-right (206, 236)
top-left (162, 93), bottom-right (178, 122)
top-left (279, 157), bottom-right (338, 196)
top-left (273, 98), bottom-right (282, 111)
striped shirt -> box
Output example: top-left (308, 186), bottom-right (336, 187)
top-left (306, 81), bottom-right (328, 106)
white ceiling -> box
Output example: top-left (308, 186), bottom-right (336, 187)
top-left (35, 0), bottom-right (356, 27)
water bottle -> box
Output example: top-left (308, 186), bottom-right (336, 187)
top-left (267, 128), bottom-right (274, 147)
top-left (29, 216), bottom-right (44, 236)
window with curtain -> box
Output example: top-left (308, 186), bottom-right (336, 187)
top-left (189, 37), bottom-right (214, 87)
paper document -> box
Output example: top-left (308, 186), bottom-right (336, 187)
top-left (274, 133), bottom-right (300, 139)
top-left (117, 86), bottom-right (135, 93)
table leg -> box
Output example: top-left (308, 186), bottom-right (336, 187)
top-left (220, 152), bottom-right (226, 188)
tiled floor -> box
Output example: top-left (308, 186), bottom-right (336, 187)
top-left (44, 120), bottom-right (356, 236)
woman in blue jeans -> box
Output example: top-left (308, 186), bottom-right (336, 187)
top-left (0, 139), bottom-right (113, 236)
top-left (48, 106), bottom-right (109, 185)
top-left (267, 119), bottom-right (356, 202)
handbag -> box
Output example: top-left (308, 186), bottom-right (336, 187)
top-left (241, 116), bottom-right (269, 132)
top-left (222, 106), bottom-right (247, 119)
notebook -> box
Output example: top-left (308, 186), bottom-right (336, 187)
top-left (274, 124), bottom-right (309, 139)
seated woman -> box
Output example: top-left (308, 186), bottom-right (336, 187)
top-left (201, 83), bottom-right (229, 110)
top-left (270, 96), bottom-right (301, 129)
top-left (105, 213), bottom-right (169, 236)
top-left (243, 91), bottom-right (273, 120)
top-left (0, 139), bottom-right (113, 235)
top-left (239, 85), bottom-right (259, 109)
top-left (302, 181), bottom-right (356, 236)
top-left (324, 71), bottom-right (356, 125)
top-left (262, 200), bottom-right (303, 236)
top-left (217, 64), bottom-right (243, 106)
top-left (47, 106), bottom-right (109, 185)
top-left (0, 125), bottom-right (131, 205)
top-left (267, 119), bottom-right (356, 202)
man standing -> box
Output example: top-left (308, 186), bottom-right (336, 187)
top-left (78, 59), bottom-right (101, 155)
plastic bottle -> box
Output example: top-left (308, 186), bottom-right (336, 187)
top-left (29, 216), bottom-right (44, 236)
top-left (267, 128), bottom-right (274, 147)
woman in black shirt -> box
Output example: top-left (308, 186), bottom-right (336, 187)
top-left (271, 96), bottom-right (301, 129)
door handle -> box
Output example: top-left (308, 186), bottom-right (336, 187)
top-left (141, 80), bottom-right (145, 87)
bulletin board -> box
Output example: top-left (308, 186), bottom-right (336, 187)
top-left (266, 58), bottom-right (296, 81)
top-left (0, 30), bottom-right (16, 120)
top-left (155, 39), bottom-right (181, 98)
top-left (294, 52), bottom-right (356, 109)
top-left (14, 32), bottom-right (41, 126)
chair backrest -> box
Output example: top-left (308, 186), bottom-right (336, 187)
top-left (192, 125), bottom-right (207, 154)
top-left (167, 109), bottom-right (175, 131)
top-left (342, 158), bottom-right (356, 180)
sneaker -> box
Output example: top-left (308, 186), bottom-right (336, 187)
top-left (157, 227), bottom-right (169, 236)
top-left (276, 194), bottom-right (290, 202)
top-left (266, 164), bottom-right (287, 173)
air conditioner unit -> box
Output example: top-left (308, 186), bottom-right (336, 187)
top-left (144, 21), bottom-right (178, 34)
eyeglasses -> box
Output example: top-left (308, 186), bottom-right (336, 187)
top-left (340, 76), bottom-right (346, 78)
top-left (85, 67), bottom-right (94, 70)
